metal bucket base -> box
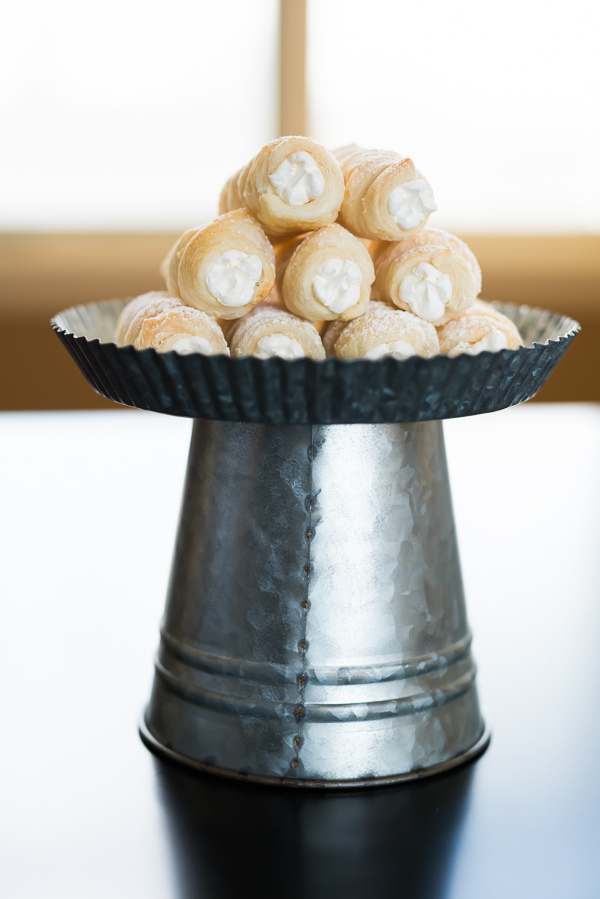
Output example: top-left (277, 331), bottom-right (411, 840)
top-left (144, 420), bottom-right (486, 784)
top-left (140, 717), bottom-right (490, 789)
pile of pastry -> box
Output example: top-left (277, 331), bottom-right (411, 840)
top-left (115, 137), bottom-right (524, 361)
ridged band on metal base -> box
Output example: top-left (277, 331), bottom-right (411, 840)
top-left (140, 716), bottom-right (490, 789)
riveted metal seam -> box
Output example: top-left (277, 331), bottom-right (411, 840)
top-left (292, 426), bottom-right (315, 771)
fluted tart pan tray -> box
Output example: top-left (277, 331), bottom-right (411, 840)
top-left (52, 300), bottom-right (579, 424)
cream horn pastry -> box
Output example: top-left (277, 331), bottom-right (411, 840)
top-left (134, 305), bottom-right (229, 356)
top-left (227, 303), bottom-right (325, 360)
top-left (123, 295), bottom-right (184, 347)
top-left (371, 229), bottom-right (482, 325)
top-left (335, 301), bottom-right (439, 360)
top-left (437, 305), bottom-right (523, 357)
top-left (275, 224), bottom-right (375, 322)
top-left (115, 291), bottom-right (169, 346)
top-left (160, 226), bottom-right (202, 298)
top-left (177, 208), bottom-right (275, 320)
top-left (334, 145), bottom-right (437, 241)
top-left (219, 136), bottom-right (345, 239)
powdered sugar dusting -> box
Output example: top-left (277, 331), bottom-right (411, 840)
top-left (135, 305), bottom-right (228, 355)
top-left (335, 301), bottom-right (439, 358)
top-left (228, 302), bottom-right (325, 359)
top-left (391, 228), bottom-right (482, 290)
top-left (438, 311), bottom-right (523, 355)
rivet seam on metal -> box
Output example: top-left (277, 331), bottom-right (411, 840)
top-left (294, 427), bottom-right (320, 772)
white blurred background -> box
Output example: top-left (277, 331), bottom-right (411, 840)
top-left (1, 0), bottom-right (279, 229)
top-left (1, 0), bottom-right (598, 232)
top-left (308, 0), bottom-right (600, 234)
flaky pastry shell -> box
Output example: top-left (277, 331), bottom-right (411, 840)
top-left (220, 136), bottom-right (345, 239)
top-left (437, 306), bottom-right (523, 357)
top-left (177, 208), bottom-right (276, 320)
top-left (123, 295), bottom-right (184, 347)
top-left (160, 227), bottom-right (202, 298)
top-left (227, 303), bottom-right (325, 360)
top-left (134, 306), bottom-right (229, 355)
top-left (275, 223), bottom-right (375, 322)
top-left (115, 291), bottom-right (169, 346)
top-left (334, 145), bottom-right (435, 241)
top-left (371, 229), bottom-right (481, 325)
top-left (334, 301), bottom-right (440, 360)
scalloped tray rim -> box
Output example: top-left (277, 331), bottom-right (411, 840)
top-left (51, 299), bottom-right (581, 366)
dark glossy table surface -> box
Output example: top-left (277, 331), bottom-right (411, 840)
top-left (2, 405), bottom-right (600, 899)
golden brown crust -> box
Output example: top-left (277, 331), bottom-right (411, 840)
top-left (371, 229), bottom-right (481, 325)
top-left (334, 301), bottom-right (440, 359)
top-left (227, 303), bottom-right (325, 360)
top-left (123, 295), bottom-right (184, 347)
top-left (275, 224), bottom-right (375, 322)
top-left (220, 136), bottom-right (345, 239)
top-left (115, 291), bottom-right (169, 346)
top-left (177, 208), bottom-right (276, 320)
top-left (437, 307), bottom-right (523, 356)
top-left (334, 145), bottom-right (435, 241)
top-left (160, 227), bottom-right (202, 297)
top-left (134, 306), bottom-right (229, 355)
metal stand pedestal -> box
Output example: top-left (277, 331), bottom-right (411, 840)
top-left (143, 420), bottom-right (487, 786)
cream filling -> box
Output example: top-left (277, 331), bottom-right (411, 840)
top-left (312, 258), bottom-right (362, 314)
top-left (388, 179), bottom-right (437, 230)
top-left (363, 340), bottom-right (416, 361)
top-left (465, 329), bottom-right (509, 355)
top-left (255, 334), bottom-right (305, 360)
top-left (206, 250), bottom-right (262, 307)
top-left (269, 151), bottom-right (325, 206)
top-left (399, 263), bottom-right (452, 322)
top-left (170, 336), bottom-right (215, 355)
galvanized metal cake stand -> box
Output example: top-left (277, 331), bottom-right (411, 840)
top-left (53, 300), bottom-right (578, 787)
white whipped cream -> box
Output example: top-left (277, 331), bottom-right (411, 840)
top-left (255, 334), bottom-right (305, 360)
top-left (399, 262), bottom-right (452, 322)
top-left (363, 340), bottom-right (416, 361)
top-left (206, 250), bottom-right (262, 307)
top-left (170, 336), bottom-right (215, 355)
top-left (312, 258), bottom-right (362, 314)
top-left (465, 329), bottom-right (509, 355)
top-left (269, 151), bottom-right (325, 206)
top-left (388, 179), bottom-right (437, 230)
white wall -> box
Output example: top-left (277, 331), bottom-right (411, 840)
top-left (0, 0), bottom-right (278, 229)
top-left (2, 0), bottom-right (598, 232)
top-left (308, 0), bottom-right (600, 233)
